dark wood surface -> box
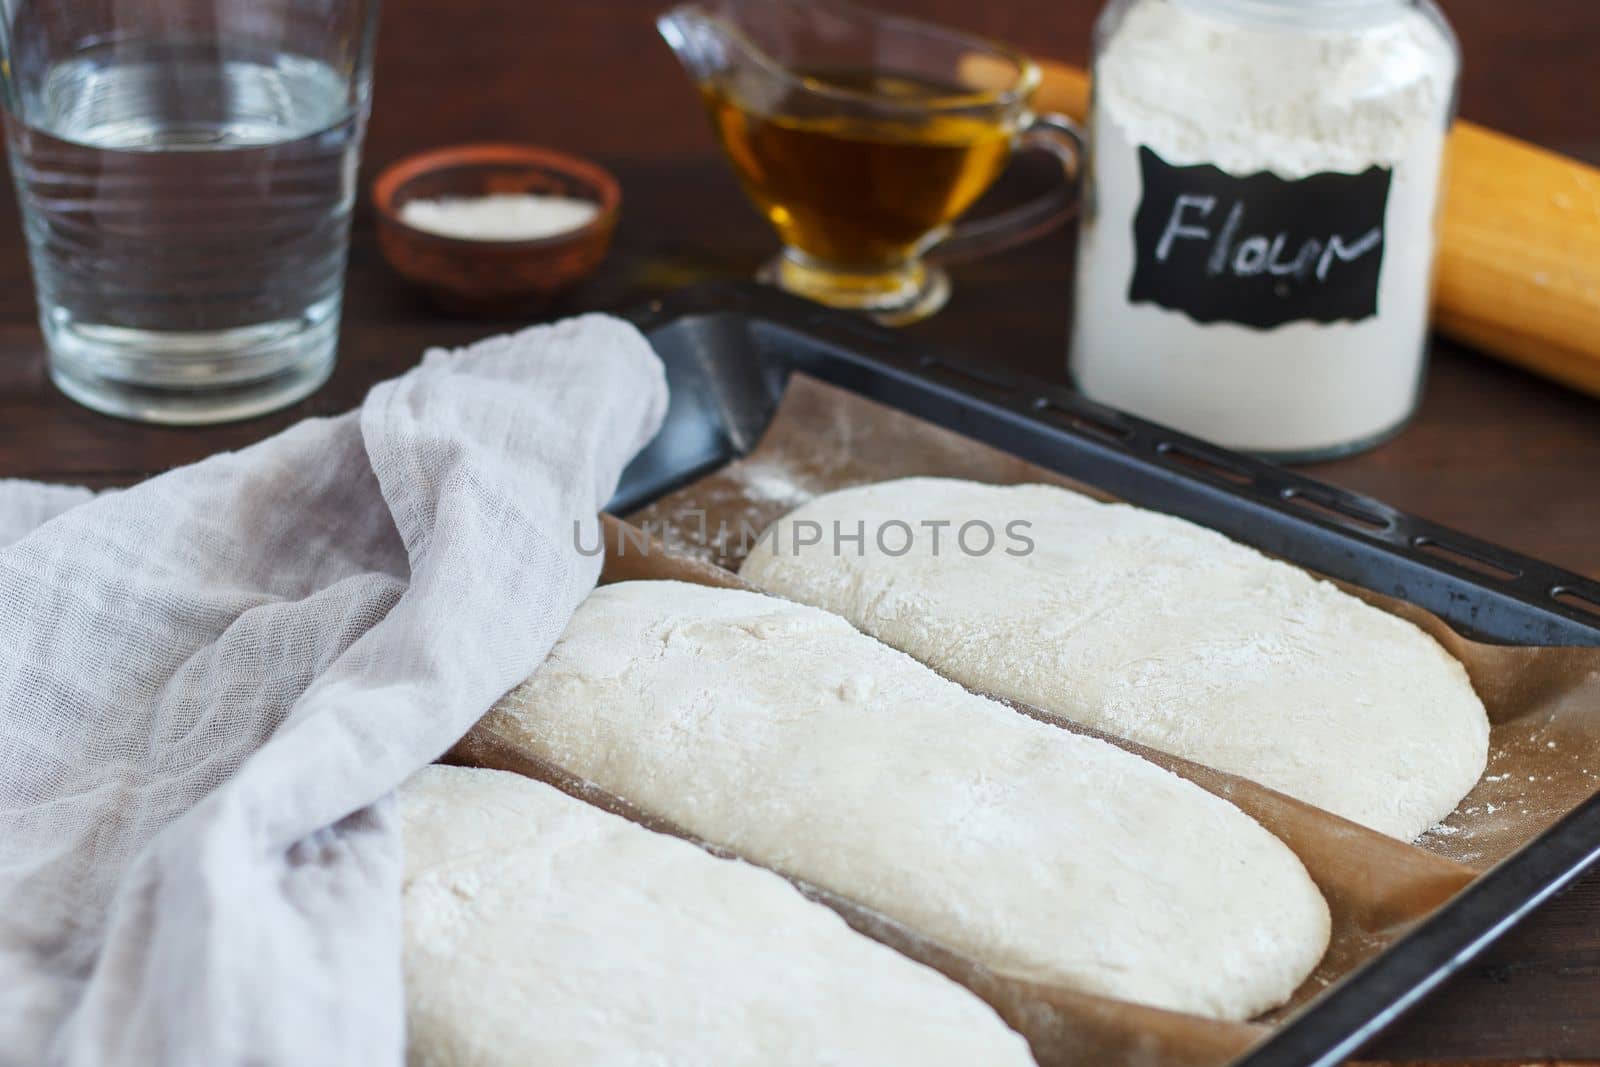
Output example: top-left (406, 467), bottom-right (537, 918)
top-left (1, 0), bottom-right (1597, 1060)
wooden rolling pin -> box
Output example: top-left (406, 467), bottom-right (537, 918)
top-left (996, 57), bottom-right (1600, 397)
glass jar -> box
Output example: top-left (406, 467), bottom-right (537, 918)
top-left (1068, 0), bottom-right (1460, 460)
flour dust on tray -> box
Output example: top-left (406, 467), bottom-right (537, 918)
top-left (740, 477), bottom-right (1490, 841)
top-left (401, 765), bottom-right (1035, 1066)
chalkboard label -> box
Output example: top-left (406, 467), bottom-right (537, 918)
top-left (1128, 147), bottom-right (1392, 330)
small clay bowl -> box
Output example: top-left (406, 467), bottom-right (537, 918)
top-left (372, 143), bottom-right (621, 316)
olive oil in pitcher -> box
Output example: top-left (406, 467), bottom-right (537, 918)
top-left (660, 0), bottom-right (1082, 324)
top-left (701, 68), bottom-right (1014, 267)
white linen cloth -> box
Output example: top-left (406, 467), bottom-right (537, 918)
top-left (0, 315), bottom-right (668, 1067)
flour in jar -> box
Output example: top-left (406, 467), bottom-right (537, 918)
top-left (1070, 0), bottom-right (1458, 457)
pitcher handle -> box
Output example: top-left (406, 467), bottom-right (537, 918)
top-left (929, 113), bottom-right (1086, 266)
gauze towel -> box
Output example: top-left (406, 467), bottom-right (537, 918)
top-left (0, 315), bottom-right (668, 1067)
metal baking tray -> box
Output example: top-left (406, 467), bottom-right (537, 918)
top-left (613, 280), bottom-right (1600, 1067)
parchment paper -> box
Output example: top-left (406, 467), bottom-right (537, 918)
top-left (457, 376), bottom-right (1600, 1066)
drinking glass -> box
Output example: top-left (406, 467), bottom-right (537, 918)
top-left (0, 0), bottom-right (381, 423)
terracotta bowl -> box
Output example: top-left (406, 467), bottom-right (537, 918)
top-left (372, 143), bottom-right (621, 316)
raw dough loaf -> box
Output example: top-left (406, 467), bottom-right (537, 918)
top-left (739, 477), bottom-right (1490, 840)
top-left (401, 764), bottom-right (1034, 1067)
top-left (497, 580), bottom-right (1330, 1021)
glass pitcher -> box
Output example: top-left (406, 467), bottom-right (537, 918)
top-left (660, 0), bottom-right (1082, 325)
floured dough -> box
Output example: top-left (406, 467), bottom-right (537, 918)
top-left (496, 580), bottom-right (1330, 1021)
top-left (401, 765), bottom-right (1034, 1067)
top-left (740, 477), bottom-right (1490, 840)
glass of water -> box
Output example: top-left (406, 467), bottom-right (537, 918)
top-left (0, 0), bottom-right (380, 424)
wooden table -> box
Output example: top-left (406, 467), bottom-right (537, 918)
top-left (0, 0), bottom-right (1596, 1060)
